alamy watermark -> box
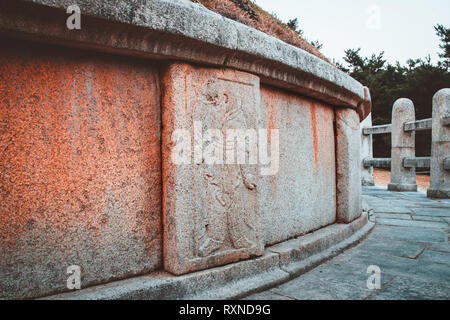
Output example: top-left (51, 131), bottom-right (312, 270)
top-left (66, 4), bottom-right (81, 30)
top-left (366, 5), bottom-right (381, 30)
top-left (66, 265), bottom-right (81, 290)
top-left (171, 122), bottom-right (280, 176)
top-left (366, 265), bottom-right (381, 290)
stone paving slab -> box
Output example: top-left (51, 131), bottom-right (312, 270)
top-left (369, 225), bottom-right (448, 243)
top-left (412, 215), bottom-right (447, 222)
top-left (245, 186), bottom-right (450, 300)
top-left (244, 291), bottom-right (294, 300)
top-left (376, 213), bottom-right (412, 220)
top-left (429, 242), bottom-right (450, 253)
top-left (376, 218), bottom-right (448, 229)
top-left (419, 250), bottom-right (450, 265)
top-left (373, 207), bottom-right (413, 214)
top-left (354, 238), bottom-right (428, 259)
top-left (410, 208), bottom-right (450, 217)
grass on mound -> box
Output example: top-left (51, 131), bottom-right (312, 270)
top-left (191, 0), bottom-right (330, 63)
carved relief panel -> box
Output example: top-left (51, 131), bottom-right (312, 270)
top-left (162, 63), bottom-right (264, 275)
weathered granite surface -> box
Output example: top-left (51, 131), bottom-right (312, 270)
top-left (260, 86), bottom-right (336, 245)
top-left (162, 63), bottom-right (264, 275)
top-left (336, 108), bottom-right (362, 223)
top-left (0, 39), bottom-right (162, 300)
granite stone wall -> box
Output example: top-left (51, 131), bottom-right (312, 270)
top-left (0, 39), bottom-right (163, 299)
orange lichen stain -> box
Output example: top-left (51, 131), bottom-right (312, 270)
top-left (267, 97), bottom-right (276, 144)
top-left (0, 43), bottom-right (161, 249)
top-left (309, 103), bottom-right (319, 172)
top-left (260, 88), bottom-right (279, 194)
top-left (323, 109), bottom-right (329, 165)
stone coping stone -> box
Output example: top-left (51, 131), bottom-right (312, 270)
top-left (42, 213), bottom-right (372, 300)
top-left (0, 0), bottom-right (369, 116)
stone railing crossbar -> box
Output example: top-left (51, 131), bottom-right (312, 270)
top-left (443, 116), bottom-right (450, 127)
top-left (363, 157), bottom-right (433, 170)
top-left (362, 124), bottom-right (392, 135)
top-left (403, 157), bottom-right (431, 169)
top-left (363, 158), bottom-right (391, 169)
top-left (404, 118), bottom-right (432, 132)
top-left (444, 158), bottom-right (450, 170)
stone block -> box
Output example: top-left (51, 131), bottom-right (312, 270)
top-left (162, 63), bottom-right (264, 275)
top-left (336, 108), bottom-right (362, 223)
top-left (259, 86), bottom-right (336, 245)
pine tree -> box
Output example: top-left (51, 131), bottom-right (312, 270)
top-left (435, 24), bottom-right (450, 69)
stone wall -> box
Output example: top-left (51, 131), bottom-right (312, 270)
top-left (0, 39), bottom-right (162, 299)
top-left (259, 86), bottom-right (336, 245)
top-left (0, 0), bottom-right (371, 299)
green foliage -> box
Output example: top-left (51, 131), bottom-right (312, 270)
top-left (310, 40), bottom-right (323, 50)
top-left (286, 17), bottom-right (323, 51)
top-left (231, 0), bottom-right (259, 21)
top-left (286, 18), bottom-right (304, 36)
top-left (435, 24), bottom-right (450, 69)
top-left (340, 25), bottom-right (450, 157)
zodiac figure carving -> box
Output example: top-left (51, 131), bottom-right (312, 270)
top-left (195, 79), bottom-right (257, 257)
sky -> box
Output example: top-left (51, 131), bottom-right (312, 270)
top-left (253, 0), bottom-right (450, 65)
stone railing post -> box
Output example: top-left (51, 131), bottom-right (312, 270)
top-left (360, 112), bottom-right (375, 186)
top-left (388, 98), bottom-right (417, 191)
top-left (336, 108), bottom-right (362, 223)
top-left (427, 89), bottom-right (450, 198)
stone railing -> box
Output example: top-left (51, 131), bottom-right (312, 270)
top-left (361, 89), bottom-right (450, 199)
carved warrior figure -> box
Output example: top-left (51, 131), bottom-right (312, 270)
top-left (194, 79), bottom-right (258, 257)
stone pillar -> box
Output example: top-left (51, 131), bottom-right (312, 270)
top-left (336, 108), bottom-right (362, 223)
top-left (360, 113), bottom-right (375, 186)
top-left (388, 99), bottom-right (417, 192)
top-left (427, 89), bottom-right (450, 199)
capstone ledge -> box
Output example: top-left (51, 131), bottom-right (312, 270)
top-left (0, 0), bottom-right (369, 117)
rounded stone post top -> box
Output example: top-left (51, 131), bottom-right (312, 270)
top-left (391, 98), bottom-right (415, 148)
top-left (389, 98), bottom-right (416, 191)
top-left (432, 88), bottom-right (450, 143)
top-left (433, 88), bottom-right (450, 102)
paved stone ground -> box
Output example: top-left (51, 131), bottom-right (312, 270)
top-left (245, 186), bottom-right (450, 300)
